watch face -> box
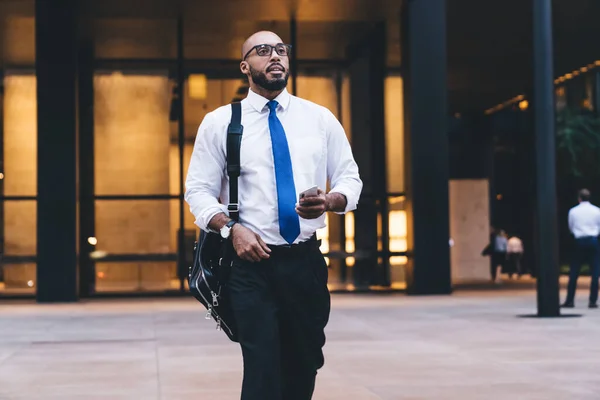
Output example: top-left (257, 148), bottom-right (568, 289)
top-left (220, 226), bottom-right (230, 238)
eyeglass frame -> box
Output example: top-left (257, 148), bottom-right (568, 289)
top-left (243, 43), bottom-right (293, 61)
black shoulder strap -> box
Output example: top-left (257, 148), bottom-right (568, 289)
top-left (226, 102), bottom-right (243, 222)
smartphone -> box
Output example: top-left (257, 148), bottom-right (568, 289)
top-left (299, 185), bottom-right (319, 201)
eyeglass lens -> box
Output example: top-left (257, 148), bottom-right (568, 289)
top-left (255, 44), bottom-right (290, 57)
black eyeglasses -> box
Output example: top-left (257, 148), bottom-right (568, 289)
top-left (243, 43), bottom-right (292, 60)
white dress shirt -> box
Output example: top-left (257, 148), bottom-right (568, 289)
top-left (568, 201), bottom-right (600, 238)
top-left (507, 237), bottom-right (523, 254)
top-left (184, 88), bottom-right (363, 246)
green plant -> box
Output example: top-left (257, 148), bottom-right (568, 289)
top-left (556, 108), bottom-right (600, 178)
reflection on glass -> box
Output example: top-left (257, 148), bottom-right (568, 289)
top-left (95, 262), bottom-right (179, 293)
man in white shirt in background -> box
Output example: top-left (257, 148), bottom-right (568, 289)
top-left (185, 31), bottom-right (362, 400)
top-left (562, 188), bottom-right (600, 309)
top-left (506, 235), bottom-right (524, 278)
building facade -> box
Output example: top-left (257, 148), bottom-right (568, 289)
top-left (0, 0), bottom-right (457, 301)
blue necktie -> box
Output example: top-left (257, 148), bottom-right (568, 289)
top-left (267, 100), bottom-right (300, 244)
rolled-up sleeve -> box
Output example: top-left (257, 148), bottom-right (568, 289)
top-left (184, 112), bottom-right (228, 231)
top-left (325, 110), bottom-right (363, 214)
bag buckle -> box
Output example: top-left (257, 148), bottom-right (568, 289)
top-left (227, 203), bottom-right (239, 213)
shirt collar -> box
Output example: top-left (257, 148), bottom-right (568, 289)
top-left (246, 87), bottom-right (291, 113)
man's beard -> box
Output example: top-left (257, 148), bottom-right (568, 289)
top-left (250, 65), bottom-right (289, 91)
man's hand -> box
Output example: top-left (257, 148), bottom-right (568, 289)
top-left (296, 188), bottom-right (328, 219)
top-left (231, 224), bottom-right (271, 262)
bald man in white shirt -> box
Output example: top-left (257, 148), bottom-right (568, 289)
top-left (185, 31), bottom-right (362, 400)
top-left (562, 189), bottom-right (600, 309)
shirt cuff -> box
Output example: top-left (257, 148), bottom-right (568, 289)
top-left (195, 203), bottom-right (229, 232)
top-left (328, 186), bottom-right (359, 214)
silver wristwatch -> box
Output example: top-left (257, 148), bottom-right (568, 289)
top-left (220, 220), bottom-right (237, 239)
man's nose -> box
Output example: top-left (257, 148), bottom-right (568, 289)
top-left (269, 51), bottom-right (281, 63)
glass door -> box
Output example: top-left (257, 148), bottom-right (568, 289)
top-left (86, 68), bottom-right (185, 293)
top-left (0, 71), bottom-right (37, 296)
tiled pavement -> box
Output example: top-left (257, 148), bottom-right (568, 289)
top-left (1, 287), bottom-right (599, 400)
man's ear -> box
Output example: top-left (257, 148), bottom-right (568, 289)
top-left (240, 61), bottom-right (248, 74)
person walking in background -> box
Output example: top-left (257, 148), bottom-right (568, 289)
top-left (506, 234), bottom-right (524, 278)
top-left (491, 229), bottom-right (508, 283)
top-left (184, 30), bottom-right (362, 399)
top-left (562, 189), bottom-right (600, 309)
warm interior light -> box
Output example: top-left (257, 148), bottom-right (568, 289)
top-left (87, 236), bottom-right (98, 246)
top-left (27, 280), bottom-right (34, 287)
top-left (189, 74), bottom-right (207, 100)
top-left (97, 272), bottom-right (105, 279)
top-left (345, 212), bottom-right (355, 253)
top-left (0, 172), bottom-right (4, 180)
top-left (390, 256), bottom-right (408, 265)
top-left (582, 99), bottom-right (592, 110)
top-left (318, 214), bottom-right (329, 253)
top-left (389, 210), bottom-right (407, 252)
top-left (565, 73), bottom-right (573, 79)
top-left (519, 100), bottom-right (529, 111)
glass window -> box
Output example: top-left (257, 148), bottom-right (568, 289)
top-left (94, 200), bottom-right (180, 255)
top-left (90, 200), bottom-right (184, 293)
top-left (87, 67), bottom-right (189, 294)
top-left (0, 2), bottom-right (37, 296)
top-left (95, 261), bottom-right (178, 293)
top-left (1, 201), bottom-right (36, 294)
top-left (1, 71), bottom-right (37, 296)
top-left (389, 196), bottom-right (408, 289)
top-left (94, 19), bottom-right (177, 59)
top-left (184, 20), bottom-right (289, 60)
top-left (3, 72), bottom-right (37, 196)
top-left (0, 6), bottom-right (36, 67)
top-left (94, 70), bottom-right (176, 195)
top-left (385, 75), bottom-right (404, 193)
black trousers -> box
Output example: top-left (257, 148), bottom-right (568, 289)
top-left (491, 252), bottom-right (506, 280)
top-left (506, 253), bottom-right (523, 277)
top-left (566, 236), bottom-right (600, 305)
top-left (229, 239), bottom-right (331, 400)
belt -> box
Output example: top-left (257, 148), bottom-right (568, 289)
top-left (267, 233), bottom-right (321, 255)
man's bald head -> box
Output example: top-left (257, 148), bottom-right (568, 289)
top-left (241, 31), bottom-right (283, 59)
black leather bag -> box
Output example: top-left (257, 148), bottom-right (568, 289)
top-left (188, 102), bottom-right (243, 343)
